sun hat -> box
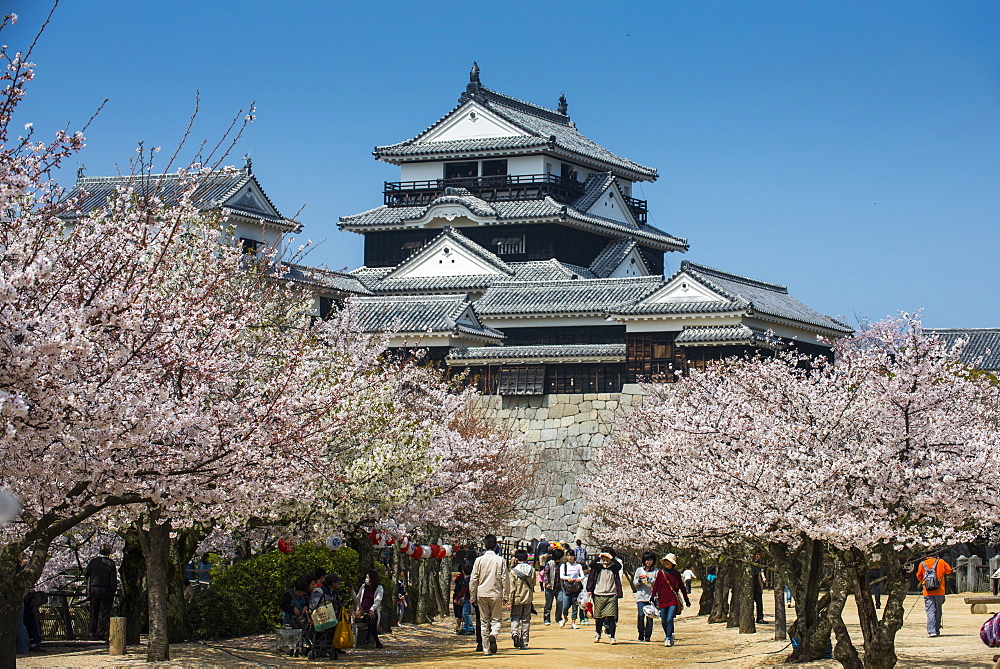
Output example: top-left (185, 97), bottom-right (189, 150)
top-left (660, 553), bottom-right (678, 566)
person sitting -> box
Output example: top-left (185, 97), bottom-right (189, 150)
top-left (310, 574), bottom-right (343, 659)
top-left (280, 576), bottom-right (312, 629)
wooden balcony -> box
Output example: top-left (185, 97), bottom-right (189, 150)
top-left (624, 195), bottom-right (647, 225)
top-left (384, 173), bottom-right (585, 207)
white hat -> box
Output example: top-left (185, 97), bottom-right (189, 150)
top-left (661, 553), bottom-right (678, 566)
top-left (539, 534), bottom-right (546, 539)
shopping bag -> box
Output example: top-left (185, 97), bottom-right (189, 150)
top-left (333, 607), bottom-right (354, 648)
top-left (312, 601), bottom-right (338, 632)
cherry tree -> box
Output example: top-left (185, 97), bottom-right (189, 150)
top-left (586, 316), bottom-right (1000, 667)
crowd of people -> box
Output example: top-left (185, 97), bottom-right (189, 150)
top-left (279, 567), bottom-right (385, 659)
top-left (461, 534), bottom-right (698, 656)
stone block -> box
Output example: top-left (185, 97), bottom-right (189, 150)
top-left (568, 394), bottom-right (583, 405)
top-left (561, 416), bottom-right (575, 428)
top-left (592, 400), bottom-right (606, 409)
top-left (583, 393), bottom-right (598, 401)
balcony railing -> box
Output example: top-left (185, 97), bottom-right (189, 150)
top-left (384, 173), bottom-right (585, 207)
top-left (384, 173), bottom-right (649, 225)
top-left (623, 195), bottom-right (647, 225)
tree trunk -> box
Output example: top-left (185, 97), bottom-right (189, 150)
top-left (0, 540), bottom-right (48, 669)
top-left (119, 531), bottom-right (146, 645)
top-left (416, 558), bottom-right (434, 623)
top-left (830, 561), bottom-right (862, 669)
top-left (737, 557), bottom-right (756, 634)
top-left (137, 512), bottom-right (171, 662)
top-left (727, 561), bottom-right (741, 628)
top-left (773, 573), bottom-right (787, 641)
top-left (708, 558), bottom-right (729, 623)
top-left (848, 547), bottom-right (909, 669)
top-left (772, 536), bottom-right (832, 663)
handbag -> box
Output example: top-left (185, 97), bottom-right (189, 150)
top-left (333, 607), bottom-right (354, 649)
top-left (664, 574), bottom-right (684, 613)
top-left (643, 603), bottom-right (658, 618)
top-left (562, 564), bottom-right (583, 595)
top-left (312, 601), bottom-right (338, 632)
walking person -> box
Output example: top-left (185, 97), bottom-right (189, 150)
top-left (84, 544), bottom-right (117, 641)
top-left (868, 563), bottom-right (882, 609)
top-left (681, 566), bottom-right (695, 595)
top-left (508, 549), bottom-right (535, 649)
top-left (534, 535), bottom-right (550, 568)
top-left (395, 571), bottom-right (408, 625)
top-left (470, 534), bottom-right (510, 656)
top-left (633, 552), bottom-right (659, 642)
top-left (587, 548), bottom-right (623, 644)
top-left (916, 555), bottom-right (952, 637)
top-left (542, 547), bottom-right (564, 625)
top-left (573, 539), bottom-right (588, 564)
top-left (559, 549), bottom-right (585, 628)
top-left (652, 553), bottom-right (690, 647)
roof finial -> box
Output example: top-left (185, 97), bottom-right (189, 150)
top-left (243, 153), bottom-right (252, 174)
top-left (557, 94), bottom-right (568, 116)
top-left (464, 61), bottom-right (484, 101)
top-left (76, 164), bottom-right (86, 180)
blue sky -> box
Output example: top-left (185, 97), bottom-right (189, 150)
top-left (8, 1), bottom-right (1000, 327)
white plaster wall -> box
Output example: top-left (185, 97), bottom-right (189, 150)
top-left (480, 385), bottom-right (646, 542)
top-left (400, 162), bottom-right (444, 182)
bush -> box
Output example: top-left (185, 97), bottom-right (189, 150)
top-left (188, 543), bottom-right (360, 637)
top-left (186, 588), bottom-right (261, 639)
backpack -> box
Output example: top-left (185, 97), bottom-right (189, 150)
top-left (981, 612), bottom-right (1000, 648)
top-left (922, 559), bottom-right (940, 591)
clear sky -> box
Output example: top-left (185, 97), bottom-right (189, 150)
top-left (8, 1), bottom-right (1000, 327)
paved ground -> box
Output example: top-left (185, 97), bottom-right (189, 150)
top-left (16, 587), bottom-right (1000, 667)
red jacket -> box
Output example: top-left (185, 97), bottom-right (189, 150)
top-left (652, 569), bottom-right (690, 608)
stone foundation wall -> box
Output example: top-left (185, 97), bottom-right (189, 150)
top-left (480, 384), bottom-right (646, 542)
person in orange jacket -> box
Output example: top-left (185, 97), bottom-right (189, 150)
top-left (916, 555), bottom-right (952, 637)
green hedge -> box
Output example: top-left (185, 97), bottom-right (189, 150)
top-left (187, 544), bottom-right (361, 639)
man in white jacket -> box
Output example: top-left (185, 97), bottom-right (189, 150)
top-left (469, 534), bottom-right (510, 656)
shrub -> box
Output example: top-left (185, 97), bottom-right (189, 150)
top-left (189, 544), bottom-right (360, 637)
top-left (186, 587), bottom-right (261, 639)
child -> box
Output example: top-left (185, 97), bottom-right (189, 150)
top-left (508, 548), bottom-right (535, 649)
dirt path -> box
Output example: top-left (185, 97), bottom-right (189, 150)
top-left (17, 587), bottom-right (999, 667)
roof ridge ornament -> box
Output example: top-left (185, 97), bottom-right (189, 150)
top-left (243, 154), bottom-right (252, 174)
top-left (464, 61), bottom-right (483, 101)
top-left (557, 94), bottom-right (568, 116)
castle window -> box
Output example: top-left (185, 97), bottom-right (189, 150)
top-left (492, 235), bottom-right (525, 255)
top-left (240, 237), bottom-right (262, 255)
top-left (481, 159), bottom-right (508, 177)
top-left (444, 161), bottom-right (478, 180)
top-left (497, 366), bottom-right (545, 395)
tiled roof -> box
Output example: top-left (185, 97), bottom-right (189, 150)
top-left (446, 343), bottom-right (626, 364)
top-left (339, 193), bottom-right (688, 252)
top-left (589, 238), bottom-right (638, 278)
top-left (573, 172), bottom-right (617, 212)
top-left (349, 294), bottom-right (504, 341)
top-left (386, 226), bottom-right (512, 279)
top-left (613, 261), bottom-right (851, 334)
top-left (675, 324), bottom-right (769, 345)
top-left (925, 328), bottom-right (1000, 371)
top-left (376, 136), bottom-right (548, 157)
top-left (279, 263), bottom-right (373, 296)
top-left (510, 260), bottom-right (596, 281)
top-left (60, 169), bottom-right (294, 227)
top-left (374, 80), bottom-right (657, 180)
top-left (475, 275), bottom-right (662, 317)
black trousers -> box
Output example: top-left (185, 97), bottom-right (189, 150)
top-left (89, 586), bottom-right (115, 639)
